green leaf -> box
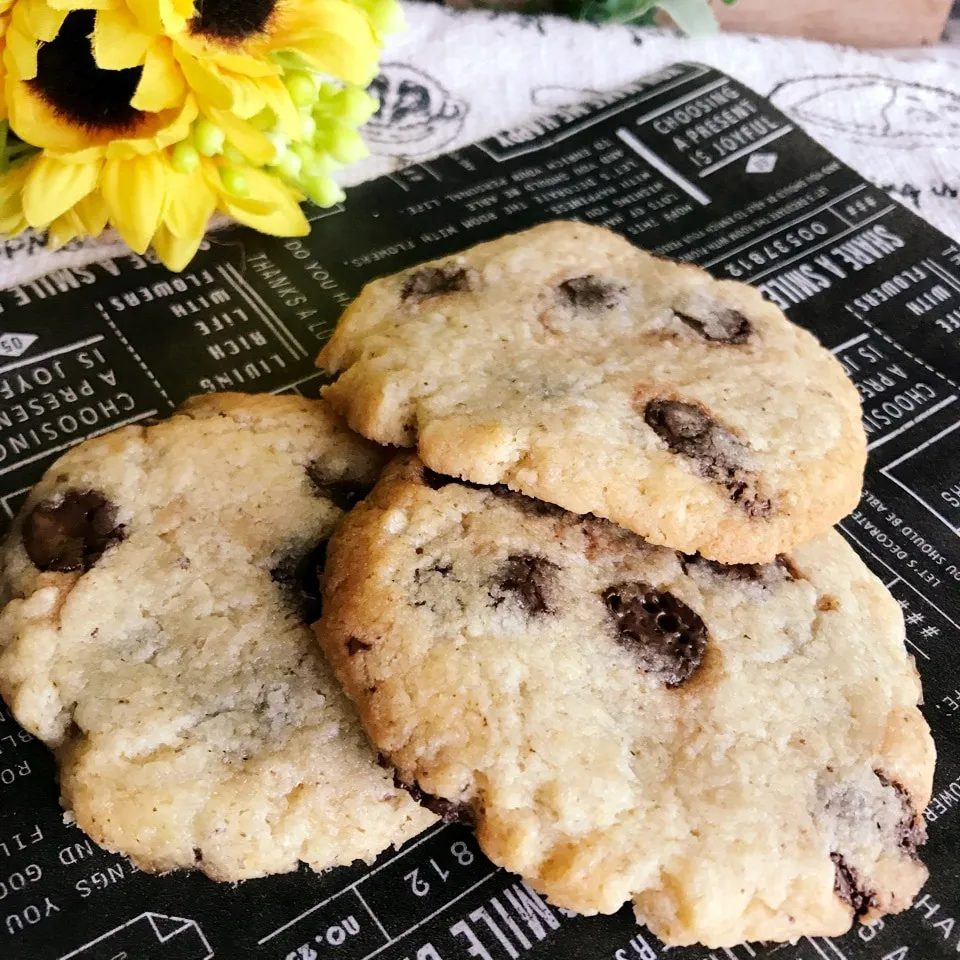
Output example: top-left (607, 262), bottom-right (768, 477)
top-left (0, 122), bottom-right (9, 177)
top-left (571, 0), bottom-right (657, 23)
top-left (657, 0), bottom-right (719, 34)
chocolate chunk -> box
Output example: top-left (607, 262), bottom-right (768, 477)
top-left (644, 400), bottom-right (771, 515)
top-left (831, 854), bottom-right (875, 919)
top-left (602, 582), bottom-right (706, 686)
top-left (393, 773), bottom-right (475, 825)
top-left (401, 265), bottom-right (475, 301)
top-left (675, 304), bottom-right (751, 344)
top-left (644, 400), bottom-right (744, 480)
top-left (24, 490), bottom-right (125, 572)
top-left (491, 554), bottom-right (556, 615)
top-left (270, 541), bottom-right (328, 624)
top-left (875, 771), bottom-right (927, 854)
top-left (558, 275), bottom-right (624, 310)
top-left (306, 462), bottom-right (373, 511)
top-left (345, 636), bottom-right (372, 656)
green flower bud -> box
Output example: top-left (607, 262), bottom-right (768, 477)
top-left (250, 108), bottom-right (276, 131)
top-left (303, 174), bottom-right (346, 208)
top-left (303, 144), bottom-right (338, 176)
top-left (285, 71), bottom-right (317, 107)
top-left (318, 81), bottom-right (341, 101)
top-left (355, 0), bottom-right (405, 34)
top-left (171, 141), bottom-right (200, 175)
top-left (276, 150), bottom-right (302, 180)
top-left (337, 88), bottom-right (379, 126)
top-left (220, 167), bottom-right (249, 197)
top-left (327, 125), bottom-right (368, 165)
top-left (194, 118), bottom-right (225, 157)
top-left (265, 132), bottom-right (289, 164)
top-left (300, 113), bottom-right (317, 140)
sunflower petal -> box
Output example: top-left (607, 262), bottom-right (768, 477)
top-left (22, 155), bottom-right (101, 225)
top-left (8, 77), bottom-right (104, 152)
top-left (7, 0), bottom-right (68, 81)
top-left (152, 222), bottom-right (202, 272)
top-left (47, 208), bottom-right (83, 249)
top-left (47, 0), bottom-right (116, 9)
top-left (260, 75), bottom-right (300, 137)
top-left (276, 0), bottom-right (378, 85)
top-left (162, 159), bottom-right (215, 238)
top-left (218, 167), bottom-right (309, 237)
top-left (207, 108), bottom-right (274, 165)
top-left (212, 52), bottom-right (280, 78)
top-left (0, 159), bottom-right (30, 231)
top-left (0, 213), bottom-right (25, 233)
top-left (0, 156), bottom-right (31, 205)
top-left (173, 49), bottom-right (232, 109)
top-left (104, 97), bottom-right (197, 158)
top-left (7, 23), bottom-right (41, 79)
top-left (73, 190), bottom-right (109, 234)
top-left (101, 154), bottom-right (166, 253)
top-left (0, 212), bottom-right (27, 233)
top-left (219, 72), bottom-right (267, 120)
top-left (131, 41), bottom-right (185, 111)
top-left (93, 6), bottom-right (153, 69)
top-left (124, 0), bottom-right (185, 34)
top-left (44, 144), bottom-right (107, 163)
top-left (20, 0), bottom-right (66, 41)
top-left (160, 0), bottom-right (190, 31)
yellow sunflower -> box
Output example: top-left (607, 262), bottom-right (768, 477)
top-left (176, 0), bottom-right (380, 84)
top-left (6, 8), bottom-right (193, 157)
top-left (39, 152), bottom-right (308, 268)
top-left (3, 5), bottom-right (195, 246)
top-left (0, 0), bottom-right (398, 269)
top-left (0, 2), bottom-right (308, 267)
top-left (51, 0), bottom-right (387, 135)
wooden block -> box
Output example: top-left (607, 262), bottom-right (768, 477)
top-left (713, 0), bottom-right (953, 48)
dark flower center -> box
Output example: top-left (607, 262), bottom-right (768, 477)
top-left (190, 0), bottom-right (277, 40)
top-left (28, 11), bottom-right (144, 132)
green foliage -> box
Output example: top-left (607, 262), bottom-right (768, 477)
top-left (566, 0), bottom-right (736, 31)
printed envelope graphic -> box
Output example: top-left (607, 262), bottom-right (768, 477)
top-left (58, 912), bottom-right (213, 960)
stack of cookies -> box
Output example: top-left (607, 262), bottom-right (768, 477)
top-left (0, 222), bottom-right (935, 950)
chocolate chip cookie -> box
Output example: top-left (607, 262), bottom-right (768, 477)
top-left (316, 455), bottom-right (934, 948)
top-left (0, 394), bottom-right (435, 880)
top-left (317, 221), bottom-right (865, 564)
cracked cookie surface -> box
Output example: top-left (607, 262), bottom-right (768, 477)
top-left (316, 455), bottom-right (934, 948)
top-left (0, 394), bottom-right (435, 880)
top-left (318, 221), bottom-right (865, 563)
